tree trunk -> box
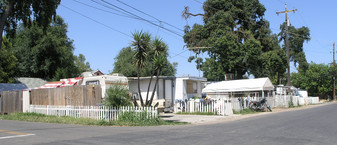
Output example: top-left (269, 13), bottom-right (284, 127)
top-left (149, 70), bottom-right (160, 106)
top-left (0, 0), bottom-right (13, 50)
top-left (145, 69), bottom-right (156, 106)
top-left (137, 68), bottom-right (144, 106)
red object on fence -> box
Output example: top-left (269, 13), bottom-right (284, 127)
top-left (36, 81), bottom-right (64, 89)
top-left (36, 77), bottom-right (84, 89)
top-left (60, 77), bottom-right (83, 87)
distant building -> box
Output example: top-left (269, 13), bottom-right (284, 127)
top-left (0, 83), bottom-right (29, 113)
top-left (15, 77), bottom-right (47, 89)
top-left (34, 71), bottom-right (128, 99)
top-left (0, 83), bottom-right (28, 94)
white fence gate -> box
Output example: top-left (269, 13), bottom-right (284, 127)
top-left (29, 105), bottom-right (158, 121)
top-left (174, 99), bottom-right (233, 116)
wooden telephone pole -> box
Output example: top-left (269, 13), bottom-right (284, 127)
top-left (276, 3), bottom-right (297, 86)
top-left (332, 42), bottom-right (336, 101)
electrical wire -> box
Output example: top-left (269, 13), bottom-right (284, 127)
top-left (60, 4), bottom-right (132, 38)
top-left (99, 0), bottom-right (184, 37)
top-left (89, 0), bottom-right (183, 41)
top-left (72, 0), bottom-right (137, 19)
top-left (114, 0), bottom-right (184, 32)
top-left (191, 0), bottom-right (334, 57)
top-left (64, 1), bottom-right (189, 59)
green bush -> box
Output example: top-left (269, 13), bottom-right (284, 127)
top-left (0, 112), bottom-right (187, 126)
top-left (104, 85), bottom-right (132, 107)
top-left (116, 111), bottom-right (161, 126)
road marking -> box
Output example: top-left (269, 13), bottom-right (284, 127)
top-left (0, 129), bottom-right (35, 140)
top-left (0, 134), bottom-right (35, 139)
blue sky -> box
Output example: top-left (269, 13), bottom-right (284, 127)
top-left (56, 0), bottom-right (337, 77)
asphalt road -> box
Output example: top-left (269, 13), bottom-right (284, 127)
top-left (1, 103), bottom-right (337, 145)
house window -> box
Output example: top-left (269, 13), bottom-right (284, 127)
top-left (187, 81), bottom-right (197, 94)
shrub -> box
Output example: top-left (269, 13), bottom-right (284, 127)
top-left (104, 85), bottom-right (132, 107)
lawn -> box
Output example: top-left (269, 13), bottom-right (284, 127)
top-left (0, 112), bottom-right (187, 126)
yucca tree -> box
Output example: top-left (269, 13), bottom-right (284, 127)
top-left (145, 37), bottom-right (168, 106)
top-left (148, 53), bottom-right (167, 106)
top-left (131, 31), bottom-right (151, 107)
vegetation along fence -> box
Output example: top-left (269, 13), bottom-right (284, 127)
top-left (174, 99), bottom-right (233, 116)
top-left (29, 105), bottom-right (158, 121)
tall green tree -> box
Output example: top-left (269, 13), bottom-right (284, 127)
top-left (113, 47), bottom-right (138, 77)
top-left (12, 16), bottom-right (79, 80)
top-left (145, 38), bottom-right (169, 106)
top-left (0, 36), bottom-right (17, 83)
top-left (279, 23), bottom-right (310, 72)
top-left (74, 54), bottom-right (92, 75)
top-left (114, 33), bottom-right (177, 107)
top-left (184, 0), bottom-right (286, 81)
top-left (131, 31), bottom-right (151, 107)
top-left (291, 63), bottom-right (335, 100)
top-left (148, 53), bottom-right (167, 106)
top-left (0, 0), bottom-right (61, 50)
top-left (113, 46), bottom-right (177, 77)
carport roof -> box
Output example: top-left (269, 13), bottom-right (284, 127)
top-left (202, 77), bottom-right (274, 93)
top-left (0, 83), bottom-right (28, 94)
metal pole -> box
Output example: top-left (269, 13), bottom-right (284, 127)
top-left (332, 42), bottom-right (336, 101)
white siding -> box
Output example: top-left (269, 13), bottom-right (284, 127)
top-left (128, 79), bottom-right (159, 101)
top-left (158, 79), bottom-right (164, 99)
top-left (174, 78), bottom-right (184, 100)
top-left (22, 90), bottom-right (30, 112)
top-left (165, 80), bottom-right (172, 100)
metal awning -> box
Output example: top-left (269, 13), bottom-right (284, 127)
top-left (202, 77), bottom-right (274, 93)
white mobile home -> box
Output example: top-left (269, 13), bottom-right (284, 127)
top-left (174, 76), bottom-right (207, 101)
top-left (80, 73), bottom-right (128, 98)
top-left (128, 76), bottom-right (207, 108)
top-left (202, 77), bottom-right (274, 99)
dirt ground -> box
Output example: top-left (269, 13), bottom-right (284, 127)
top-left (160, 102), bottom-right (334, 125)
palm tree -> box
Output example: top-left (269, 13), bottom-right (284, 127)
top-left (145, 37), bottom-right (168, 106)
top-left (131, 31), bottom-right (151, 107)
top-left (148, 53), bottom-right (167, 106)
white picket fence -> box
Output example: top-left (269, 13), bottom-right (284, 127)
top-left (29, 105), bottom-right (158, 121)
top-left (174, 99), bottom-right (233, 116)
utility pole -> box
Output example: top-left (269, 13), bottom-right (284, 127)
top-left (333, 42), bottom-right (336, 101)
top-left (276, 3), bottom-right (297, 86)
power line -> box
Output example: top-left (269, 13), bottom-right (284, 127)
top-left (91, 0), bottom-right (135, 18)
top-left (114, 0), bottom-right (184, 32)
top-left (89, 0), bottom-right (184, 40)
top-left (64, 1), bottom-right (189, 60)
top-left (192, 0), bottom-right (332, 45)
top-left (191, 0), bottom-right (334, 58)
top-left (60, 4), bottom-right (132, 38)
top-left (170, 49), bottom-right (189, 59)
top-left (72, 0), bottom-right (137, 19)
top-left (99, 0), bottom-right (184, 37)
